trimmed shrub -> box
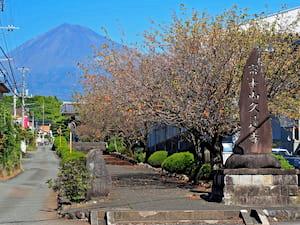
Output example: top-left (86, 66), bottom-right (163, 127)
top-left (48, 157), bottom-right (89, 202)
top-left (49, 136), bottom-right (88, 202)
top-left (272, 154), bottom-right (294, 170)
top-left (162, 152), bottom-right (195, 174)
top-left (148, 150), bottom-right (168, 167)
top-left (196, 163), bottom-right (212, 181)
top-left (53, 136), bottom-right (85, 163)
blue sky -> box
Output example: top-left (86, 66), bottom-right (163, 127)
top-left (0, 0), bottom-right (300, 50)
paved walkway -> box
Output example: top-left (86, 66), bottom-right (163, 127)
top-left (85, 163), bottom-right (241, 211)
top-left (0, 145), bottom-right (89, 225)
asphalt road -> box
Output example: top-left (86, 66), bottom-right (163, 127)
top-left (0, 145), bottom-right (89, 225)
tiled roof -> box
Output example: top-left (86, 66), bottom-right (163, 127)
top-left (0, 82), bottom-right (9, 93)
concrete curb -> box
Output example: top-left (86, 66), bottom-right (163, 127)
top-left (88, 208), bottom-right (300, 225)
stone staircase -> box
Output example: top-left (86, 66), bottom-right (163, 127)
top-left (90, 210), bottom-right (244, 225)
top-left (103, 154), bottom-right (133, 166)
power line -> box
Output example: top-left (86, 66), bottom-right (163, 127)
top-left (0, 66), bottom-right (18, 96)
top-left (0, 46), bottom-right (18, 91)
top-left (0, 0), bottom-right (20, 94)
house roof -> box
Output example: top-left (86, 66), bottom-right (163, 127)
top-left (61, 102), bottom-right (78, 115)
top-left (0, 82), bottom-right (9, 93)
top-left (264, 6), bottom-right (300, 19)
top-left (262, 6), bottom-right (300, 33)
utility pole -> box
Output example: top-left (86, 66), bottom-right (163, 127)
top-left (0, 0), bottom-right (4, 12)
top-left (42, 99), bottom-right (45, 127)
top-left (18, 67), bottom-right (29, 128)
top-left (32, 111), bottom-right (35, 132)
top-left (13, 88), bottom-right (17, 117)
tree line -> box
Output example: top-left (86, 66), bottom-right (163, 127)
top-left (77, 8), bottom-right (300, 168)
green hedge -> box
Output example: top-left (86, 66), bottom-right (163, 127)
top-left (53, 136), bottom-right (85, 163)
top-left (162, 152), bottom-right (194, 174)
top-left (48, 156), bottom-right (89, 202)
top-left (272, 154), bottom-right (294, 170)
top-left (148, 150), bottom-right (168, 167)
top-left (50, 136), bottom-right (88, 202)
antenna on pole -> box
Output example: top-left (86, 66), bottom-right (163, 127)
top-left (0, 0), bottom-right (4, 12)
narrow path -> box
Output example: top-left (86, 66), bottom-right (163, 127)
top-left (0, 145), bottom-right (89, 225)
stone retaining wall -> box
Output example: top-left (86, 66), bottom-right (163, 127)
top-left (73, 142), bottom-right (106, 152)
top-left (223, 169), bottom-right (299, 206)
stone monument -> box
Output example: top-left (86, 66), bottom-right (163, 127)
top-left (219, 48), bottom-right (299, 206)
top-left (86, 149), bottom-right (112, 200)
top-left (225, 47), bottom-right (280, 168)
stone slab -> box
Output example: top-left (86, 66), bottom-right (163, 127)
top-left (106, 210), bottom-right (242, 225)
top-left (90, 210), bottom-right (99, 225)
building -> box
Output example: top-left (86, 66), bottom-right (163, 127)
top-left (262, 6), bottom-right (300, 32)
top-left (61, 101), bottom-right (78, 117)
top-left (0, 82), bottom-right (9, 99)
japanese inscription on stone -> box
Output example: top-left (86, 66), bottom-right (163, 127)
top-left (235, 48), bottom-right (272, 154)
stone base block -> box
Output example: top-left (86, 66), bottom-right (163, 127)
top-left (220, 169), bottom-right (299, 206)
top-left (225, 154), bottom-right (280, 169)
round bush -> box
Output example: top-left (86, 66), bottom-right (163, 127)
top-left (148, 150), bottom-right (168, 167)
top-left (196, 163), bottom-right (212, 181)
top-left (162, 152), bottom-right (194, 174)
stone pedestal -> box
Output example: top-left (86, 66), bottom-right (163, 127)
top-left (221, 169), bottom-right (299, 206)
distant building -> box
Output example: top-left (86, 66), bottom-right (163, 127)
top-left (0, 82), bottom-right (9, 98)
top-left (39, 124), bottom-right (51, 134)
top-left (262, 7), bottom-right (300, 32)
top-left (148, 125), bottom-right (191, 153)
top-left (61, 101), bottom-right (78, 117)
top-left (271, 116), bottom-right (297, 151)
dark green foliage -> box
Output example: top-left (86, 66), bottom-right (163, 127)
top-left (148, 150), bottom-right (168, 167)
top-left (53, 136), bottom-right (85, 163)
top-left (134, 149), bottom-right (146, 163)
top-left (162, 152), bottom-right (195, 174)
top-left (2, 95), bottom-right (66, 136)
top-left (19, 128), bottom-right (36, 151)
top-left (196, 163), bottom-right (212, 181)
top-left (0, 103), bottom-right (21, 174)
top-left (50, 136), bottom-right (88, 202)
top-left (107, 137), bottom-right (127, 154)
top-left (49, 157), bottom-right (89, 202)
top-left (272, 154), bottom-right (294, 170)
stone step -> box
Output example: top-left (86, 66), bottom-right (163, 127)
top-left (92, 210), bottom-right (243, 225)
top-left (106, 219), bottom-right (241, 225)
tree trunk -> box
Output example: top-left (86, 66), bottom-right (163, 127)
top-left (210, 135), bottom-right (224, 170)
top-left (191, 133), bottom-right (204, 163)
